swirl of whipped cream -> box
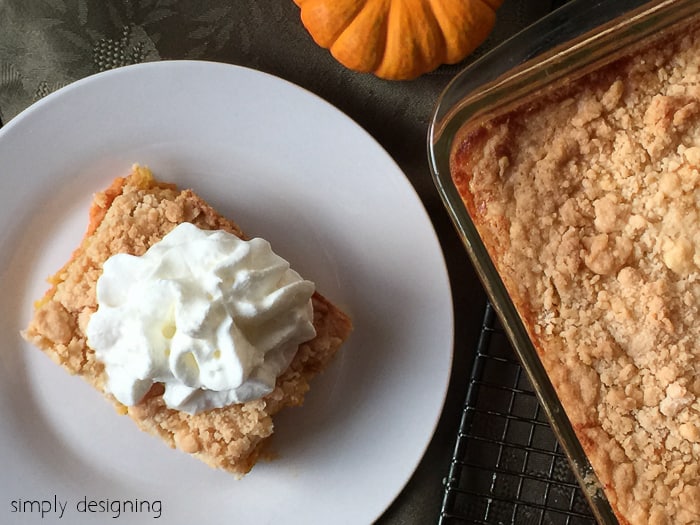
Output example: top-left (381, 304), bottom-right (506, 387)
top-left (86, 222), bottom-right (316, 414)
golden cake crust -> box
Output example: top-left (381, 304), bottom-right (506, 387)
top-left (24, 165), bottom-right (352, 476)
top-left (451, 20), bottom-right (700, 525)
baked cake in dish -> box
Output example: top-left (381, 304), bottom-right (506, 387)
top-left (450, 18), bottom-right (700, 525)
top-left (23, 165), bottom-right (352, 477)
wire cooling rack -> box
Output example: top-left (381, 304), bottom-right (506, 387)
top-left (439, 304), bottom-right (596, 525)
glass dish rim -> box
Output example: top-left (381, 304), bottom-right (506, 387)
top-left (428, 0), bottom-right (700, 524)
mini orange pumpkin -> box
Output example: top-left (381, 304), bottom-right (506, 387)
top-left (292, 0), bottom-right (504, 80)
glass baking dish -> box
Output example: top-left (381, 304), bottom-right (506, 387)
top-left (428, 1), bottom-right (700, 524)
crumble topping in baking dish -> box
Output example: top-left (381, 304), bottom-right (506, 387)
top-left (451, 21), bottom-right (700, 525)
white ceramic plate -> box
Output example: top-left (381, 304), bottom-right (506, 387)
top-left (0, 61), bottom-right (453, 525)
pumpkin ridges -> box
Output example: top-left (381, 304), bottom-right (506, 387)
top-left (375, 0), bottom-right (445, 80)
top-left (331, 0), bottom-right (391, 74)
top-left (429, 0), bottom-right (498, 64)
top-left (298, 0), bottom-right (369, 48)
top-left (293, 0), bottom-right (503, 80)
top-left (416, 0), bottom-right (449, 71)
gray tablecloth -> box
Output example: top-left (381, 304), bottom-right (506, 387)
top-left (0, 1), bottom-right (566, 522)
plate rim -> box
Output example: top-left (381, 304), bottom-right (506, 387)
top-left (0, 59), bottom-right (455, 525)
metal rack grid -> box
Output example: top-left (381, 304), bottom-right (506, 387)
top-left (439, 304), bottom-right (596, 525)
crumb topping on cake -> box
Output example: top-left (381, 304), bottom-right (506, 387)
top-left (23, 166), bottom-right (352, 476)
top-left (452, 23), bottom-right (700, 525)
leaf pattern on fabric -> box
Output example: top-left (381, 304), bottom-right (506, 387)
top-left (0, 63), bottom-right (21, 90)
top-left (93, 24), bottom-right (147, 71)
top-left (34, 79), bottom-right (68, 100)
top-left (0, 0), bottom-right (170, 120)
top-left (179, 5), bottom-right (237, 59)
top-left (0, 0), bottom-right (255, 120)
top-left (0, 63), bottom-right (22, 122)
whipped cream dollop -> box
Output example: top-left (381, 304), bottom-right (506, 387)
top-left (86, 222), bottom-right (316, 414)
